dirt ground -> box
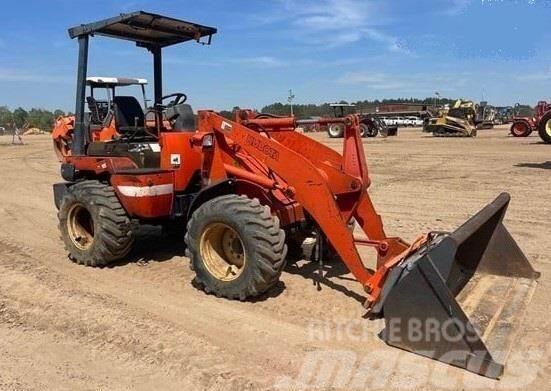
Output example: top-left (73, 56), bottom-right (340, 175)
top-left (0, 126), bottom-right (549, 391)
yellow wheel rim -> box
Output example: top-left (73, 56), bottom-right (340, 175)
top-left (545, 119), bottom-right (551, 136)
top-left (67, 203), bottom-right (94, 251)
top-left (200, 222), bottom-right (246, 281)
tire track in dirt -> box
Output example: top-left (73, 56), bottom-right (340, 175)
top-left (1, 132), bottom-right (550, 390)
top-left (0, 233), bottom-right (270, 390)
top-left (22, 149), bottom-right (58, 175)
top-left (0, 231), bottom-right (358, 390)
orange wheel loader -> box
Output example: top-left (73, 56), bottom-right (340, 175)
top-left (52, 11), bottom-right (540, 379)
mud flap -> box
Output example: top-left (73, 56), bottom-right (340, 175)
top-left (372, 193), bottom-right (540, 379)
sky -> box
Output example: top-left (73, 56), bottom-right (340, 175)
top-left (1, 0), bottom-right (551, 112)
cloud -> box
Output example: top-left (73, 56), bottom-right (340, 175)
top-left (271, 0), bottom-right (410, 52)
top-left (0, 68), bottom-right (71, 83)
top-left (337, 71), bottom-right (470, 93)
top-left (362, 28), bottom-right (412, 54)
top-left (119, 1), bottom-right (146, 12)
top-left (164, 55), bottom-right (287, 68)
top-left (442, 0), bottom-right (473, 15)
top-left (338, 72), bottom-right (408, 90)
top-left (515, 67), bottom-right (551, 81)
top-left (233, 56), bottom-right (286, 67)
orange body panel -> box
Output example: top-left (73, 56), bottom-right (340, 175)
top-left (52, 116), bottom-right (75, 161)
top-left (194, 110), bottom-right (410, 297)
top-left (159, 132), bottom-right (202, 191)
top-left (54, 108), bottom-right (411, 306)
top-left (111, 172), bottom-right (174, 218)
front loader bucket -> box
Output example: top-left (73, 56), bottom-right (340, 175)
top-left (373, 193), bottom-right (540, 379)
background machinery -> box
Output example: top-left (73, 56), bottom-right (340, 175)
top-left (424, 99), bottom-right (479, 137)
top-left (326, 103), bottom-right (397, 138)
top-left (476, 101), bottom-right (496, 129)
top-left (52, 11), bottom-right (539, 379)
top-left (510, 100), bottom-right (551, 143)
top-left (424, 99), bottom-right (497, 137)
top-left (494, 106), bottom-right (514, 125)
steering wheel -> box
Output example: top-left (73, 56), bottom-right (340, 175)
top-left (160, 93), bottom-right (187, 108)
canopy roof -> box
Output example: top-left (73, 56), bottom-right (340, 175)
top-left (68, 11), bottom-right (217, 48)
top-left (330, 103), bottom-right (356, 107)
top-left (86, 77), bottom-right (147, 87)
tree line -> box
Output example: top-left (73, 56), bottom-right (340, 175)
top-left (0, 106), bottom-right (69, 131)
top-left (260, 97), bottom-right (458, 118)
top-left (260, 98), bottom-right (537, 119)
top-left (0, 98), bottom-right (536, 131)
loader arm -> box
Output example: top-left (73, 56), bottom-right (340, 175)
top-left (195, 110), bottom-right (409, 292)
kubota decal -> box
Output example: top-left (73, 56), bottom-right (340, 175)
top-left (245, 135), bottom-right (280, 161)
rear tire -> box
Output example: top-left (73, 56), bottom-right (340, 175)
top-left (185, 195), bottom-right (287, 300)
top-left (538, 113), bottom-right (551, 144)
top-left (361, 122), bottom-right (378, 137)
top-left (510, 121), bottom-right (532, 137)
top-left (328, 124), bottom-right (344, 138)
top-left (58, 180), bottom-right (133, 267)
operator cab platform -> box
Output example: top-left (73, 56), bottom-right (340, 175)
top-left (66, 11), bottom-right (216, 157)
top-left (85, 76), bottom-right (195, 138)
top-left (86, 77), bottom-right (148, 132)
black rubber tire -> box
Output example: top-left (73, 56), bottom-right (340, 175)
top-left (327, 124), bottom-right (344, 138)
top-left (510, 121), bottom-right (532, 137)
top-left (358, 123), bottom-right (367, 137)
top-left (58, 180), bottom-right (134, 267)
top-left (537, 112), bottom-right (551, 144)
top-left (361, 122), bottom-right (378, 137)
top-left (185, 194), bottom-right (287, 300)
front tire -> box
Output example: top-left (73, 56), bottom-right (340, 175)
top-left (58, 180), bottom-right (133, 266)
top-left (185, 195), bottom-right (287, 300)
top-left (538, 113), bottom-right (551, 144)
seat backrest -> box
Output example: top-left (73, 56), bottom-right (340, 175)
top-left (87, 96), bottom-right (104, 125)
top-left (166, 103), bottom-right (196, 131)
top-left (113, 96), bottom-right (145, 129)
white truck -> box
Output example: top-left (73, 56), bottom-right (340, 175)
top-left (405, 116), bottom-right (423, 127)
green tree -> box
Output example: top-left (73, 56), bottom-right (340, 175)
top-left (27, 108), bottom-right (56, 130)
top-left (12, 107), bottom-right (28, 128)
top-left (514, 104), bottom-right (534, 117)
top-left (260, 97), bottom-right (460, 119)
top-left (0, 107), bottom-right (70, 132)
top-left (0, 106), bottom-right (12, 127)
top-left (219, 110), bottom-right (233, 119)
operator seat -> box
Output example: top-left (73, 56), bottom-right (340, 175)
top-left (113, 96), bottom-right (146, 134)
top-left (166, 104), bottom-right (196, 131)
top-left (86, 96), bottom-right (109, 125)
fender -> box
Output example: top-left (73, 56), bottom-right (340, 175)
top-left (53, 181), bottom-right (76, 210)
top-left (111, 171), bottom-right (174, 218)
top-left (187, 179), bottom-right (236, 221)
top-left (186, 179), bottom-right (301, 225)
